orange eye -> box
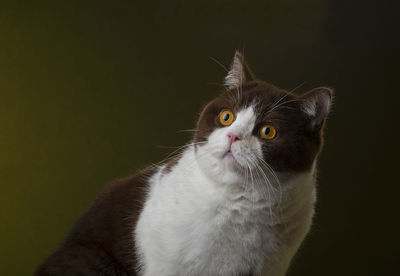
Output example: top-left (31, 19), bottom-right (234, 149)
top-left (219, 110), bottom-right (235, 126)
top-left (259, 125), bottom-right (277, 140)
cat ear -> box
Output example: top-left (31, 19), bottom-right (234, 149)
top-left (224, 51), bottom-right (255, 89)
top-left (301, 87), bottom-right (333, 128)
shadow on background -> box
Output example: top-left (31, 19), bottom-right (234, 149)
top-left (0, 0), bottom-right (399, 275)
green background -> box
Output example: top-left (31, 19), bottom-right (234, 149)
top-left (1, 0), bottom-right (399, 275)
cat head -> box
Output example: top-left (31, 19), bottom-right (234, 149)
top-left (194, 52), bottom-right (332, 184)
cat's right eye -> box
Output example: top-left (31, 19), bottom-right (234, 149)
top-left (219, 110), bottom-right (235, 126)
top-left (259, 124), bottom-right (277, 140)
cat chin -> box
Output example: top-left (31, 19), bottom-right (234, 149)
top-left (222, 153), bottom-right (248, 172)
top-left (195, 149), bottom-right (246, 185)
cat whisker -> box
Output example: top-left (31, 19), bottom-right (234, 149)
top-left (156, 141), bottom-right (207, 167)
top-left (268, 93), bottom-right (290, 113)
top-left (250, 158), bottom-right (276, 218)
top-left (266, 82), bottom-right (305, 114)
top-left (268, 99), bottom-right (305, 114)
top-left (257, 157), bottom-right (281, 189)
top-left (257, 158), bottom-right (282, 205)
top-left (209, 56), bottom-right (229, 72)
top-left (247, 155), bottom-right (274, 202)
top-left (247, 153), bottom-right (283, 209)
top-left (289, 81), bottom-right (306, 94)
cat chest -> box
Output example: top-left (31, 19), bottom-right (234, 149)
top-left (209, 199), bottom-right (277, 245)
top-left (174, 198), bottom-right (279, 273)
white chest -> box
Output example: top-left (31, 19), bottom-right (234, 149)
top-left (135, 152), bottom-right (316, 276)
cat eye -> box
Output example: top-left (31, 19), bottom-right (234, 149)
top-left (259, 125), bottom-right (277, 140)
top-left (219, 110), bottom-right (235, 126)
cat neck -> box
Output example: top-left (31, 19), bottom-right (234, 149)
top-left (161, 145), bottom-right (316, 211)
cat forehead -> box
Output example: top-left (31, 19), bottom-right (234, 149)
top-left (217, 81), bottom-right (295, 114)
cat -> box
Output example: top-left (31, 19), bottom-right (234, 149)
top-left (36, 51), bottom-right (332, 276)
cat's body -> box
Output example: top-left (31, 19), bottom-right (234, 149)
top-left (36, 52), bottom-right (332, 276)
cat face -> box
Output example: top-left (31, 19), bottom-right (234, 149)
top-left (194, 52), bottom-right (331, 184)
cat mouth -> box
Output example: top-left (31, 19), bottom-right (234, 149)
top-left (224, 149), bottom-right (236, 161)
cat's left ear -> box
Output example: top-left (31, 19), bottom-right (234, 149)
top-left (301, 87), bottom-right (333, 129)
top-left (224, 51), bottom-right (255, 89)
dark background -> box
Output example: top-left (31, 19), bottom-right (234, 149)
top-left (1, 0), bottom-right (399, 275)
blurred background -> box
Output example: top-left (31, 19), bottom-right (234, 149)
top-left (1, 0), bottom-right (399, 275)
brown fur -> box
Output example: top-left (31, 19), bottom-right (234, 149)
top-left (161, 154), bottom-right (181, 175)
top-left (35, 168), bottom-right (156, 276)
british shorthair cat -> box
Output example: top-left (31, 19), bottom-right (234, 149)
top-left (36, 52), bottom-right (332, 276)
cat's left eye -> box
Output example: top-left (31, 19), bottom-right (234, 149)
top-left (259, 125), bottom-right (277, 140)
top-left (219, 110), bottom-right (235, 126)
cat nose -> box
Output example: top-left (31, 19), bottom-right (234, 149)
top-left (227, 133), bottom-right (241, 144)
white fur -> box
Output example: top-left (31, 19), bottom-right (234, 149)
top-left (224, 54), bottom-right (246, 89)
top-left (135, 106), bottom-right (317, 276)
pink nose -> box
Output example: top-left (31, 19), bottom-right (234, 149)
top-left (227, 133), bottom-right (241, 144)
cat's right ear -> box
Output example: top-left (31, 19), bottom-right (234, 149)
top-left (224, 51), bottom-right (255, 89)
top-left (301, 87), bottom-right (333, 129)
